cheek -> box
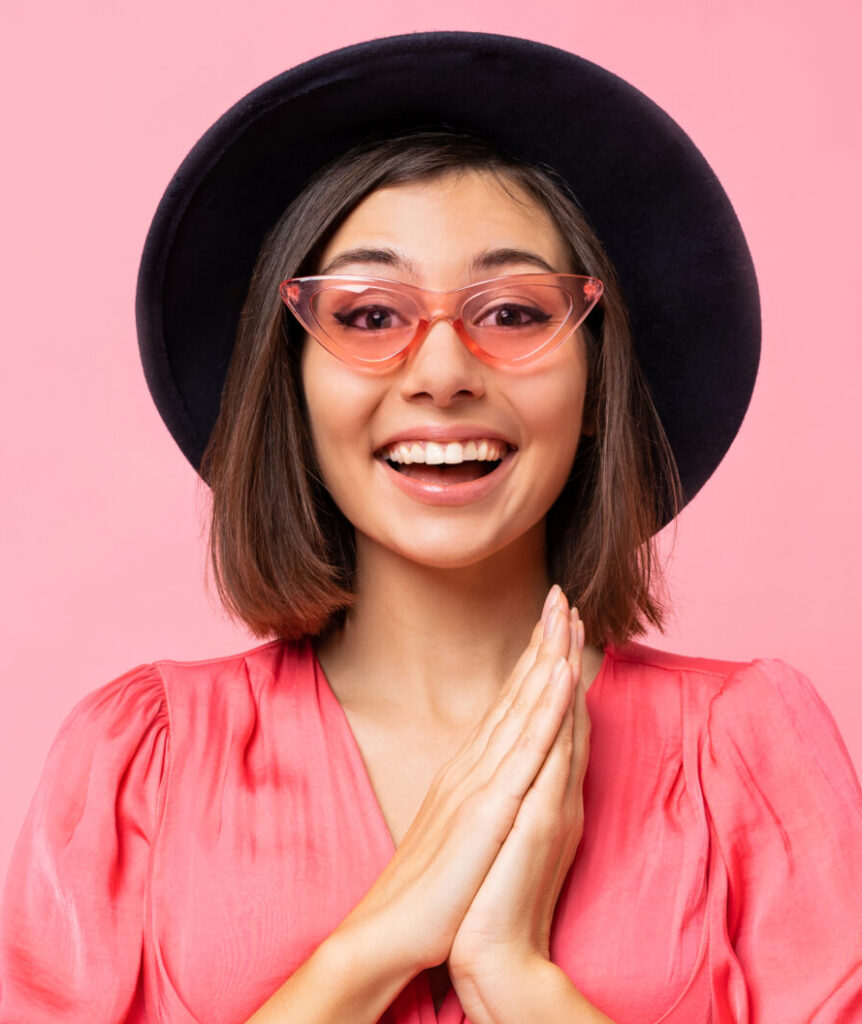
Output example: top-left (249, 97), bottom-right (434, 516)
top-left (300, 342), bottom-right (380, 480)
top-left (516, 352), bottom-right (588, 462)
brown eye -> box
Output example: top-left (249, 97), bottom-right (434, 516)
top-left (475, 303), bottom-right (551, 329)
top-left (335, 305), bottom-right (402, 331)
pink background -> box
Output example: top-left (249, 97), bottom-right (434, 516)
top-left (2, 0), bottom-right (860, 883)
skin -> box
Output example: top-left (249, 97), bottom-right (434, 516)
top-left (247, 170), bottom-right (616, 1023)
top-left (301, 170), bottom-right (589, 577)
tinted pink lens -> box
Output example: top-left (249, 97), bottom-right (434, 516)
top-left (462, 282), bottom-right (574, 360)
top-left (311, 284), bottom-right (419, 362)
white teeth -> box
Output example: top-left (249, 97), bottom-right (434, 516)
top-left (381, 438), bottom-right (510, 464)
top-left (444, 443), bottom-right (463, 464)
top-left (425, 442), bottom-right (445, 465)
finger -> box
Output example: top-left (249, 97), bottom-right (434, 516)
top-left (564, 657), bottom-right (591, 806)
top-left (500, 617), bottom-right (545, 701)
top-left (519, 662), bottom-right (575, 812)
top-left (567, 607), bottom-right (582, 678)
top-left (490, 668), bottom-right (577, 911)
top-left (508, 599), bottom-right (572, 703)
top-left (524, 612), bottom-right (587, 832)
top-left (499, 584), bottom-right (565, 701)
top-left (472, 603), bottom-right (573, 772)
top-left (470, 583), bottom-right (561, 731)
top-left (474, 655), bottom-right (574, 840)
top-left (454, 617), bottom-right (545, 761)
top-left (460, 587), bottom-right (568, 759)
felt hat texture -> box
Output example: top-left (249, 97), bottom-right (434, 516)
top-left (136, 30), bottom-right (760, 507)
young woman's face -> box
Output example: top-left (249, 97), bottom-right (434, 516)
top-left (300, 169), bottom-right (589, 570)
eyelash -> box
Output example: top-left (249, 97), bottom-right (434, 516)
top-left (333, 302), bottom-right (552, 330)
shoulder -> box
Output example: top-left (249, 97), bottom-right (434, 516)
top-left (50, 637), bottom-right (313, 771)
top-left (150, 636), bottom-right (314, 708)
top-left (604, 640), bottom-right (818, 711)
top-left (602, 644), bottom-right (854, 768)
top-left (56, 660), bottom-right (168, 752)
top-left (605, 643), bottom-right (862, 821)
top-left (605, 640), bottom-right (744, 684)
top-left (29, 639), bottom-right (317, 841)
top-left (25, 663), bottom-right (172, 852)
top-left (600, 641), bottom-right (749, 715)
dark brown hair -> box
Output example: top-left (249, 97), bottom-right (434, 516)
top-left (201, 132), bottom-right (680, 645)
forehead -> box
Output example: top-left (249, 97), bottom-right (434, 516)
top-left (316, 169), bottom-right (572, 282)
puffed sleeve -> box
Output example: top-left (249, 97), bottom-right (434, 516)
top-left (700, 659), bottom-right (862, 1023)
top-left (0, 664), bottom-right (168, 1023)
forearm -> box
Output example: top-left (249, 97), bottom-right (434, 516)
top-left (243, 917), bottom-right (418, 1024)
top-left (456, 956), bottom-right (619, 1024)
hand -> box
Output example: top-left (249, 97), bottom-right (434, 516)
top-left (334, 585), bottom-right (578, 975)
top-left (447, 592), bottom-right (591, 998)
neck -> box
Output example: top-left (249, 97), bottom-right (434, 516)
top-left (315, 523), bottom-right (603, 727)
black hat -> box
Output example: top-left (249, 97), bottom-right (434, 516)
top-left (136, 30), bottom-right (760, 508)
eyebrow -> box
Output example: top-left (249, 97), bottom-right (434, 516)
top-left (317, 246), bottom-right (558, 278)
top-left (469, 248), bottom-right (557, 275)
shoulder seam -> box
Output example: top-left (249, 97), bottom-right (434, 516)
top-left (151, 637), bottom-right (286, 669)
top-left (608, 648), bottom-right (736, 681)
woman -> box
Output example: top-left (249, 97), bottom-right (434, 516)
top-left (2, 31), bottom-right (860, 1024)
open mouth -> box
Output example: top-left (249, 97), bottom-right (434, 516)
top-left (376, 438), bottom-right (513, 486)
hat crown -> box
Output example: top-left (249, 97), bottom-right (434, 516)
top-left (136, 30), bottom-right (759, 514)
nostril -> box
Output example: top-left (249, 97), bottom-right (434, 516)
top-left (399, 329), bottom-right (486, 405)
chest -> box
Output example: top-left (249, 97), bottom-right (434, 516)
top-left (148, 669), bottom-right (712, 1024)
top-left (339, 707), bottom-right (469, 846)
top-left (339, 712), bottom-right (463, 1011)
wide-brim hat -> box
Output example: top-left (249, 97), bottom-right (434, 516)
top-left (136, 30), bottom-right (760, 510)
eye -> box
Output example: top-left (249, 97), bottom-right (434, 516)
top-left (333, 304), bottom-right (408, 331)
top-left (474, 302), bottom-right (552, 329)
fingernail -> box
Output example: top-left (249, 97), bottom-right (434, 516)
top-left (545, 606), bottom-right (561, 636)
top-left (542, 585), bottom-right (561, 623)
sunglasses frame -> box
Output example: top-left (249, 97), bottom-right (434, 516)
top-left (278, 272), bottom-right (604, 369)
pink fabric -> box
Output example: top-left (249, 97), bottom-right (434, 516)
top-left (1, 641), bottom-right (861, 1023)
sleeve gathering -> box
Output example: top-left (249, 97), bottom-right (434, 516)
top-left (0, 664), bottom-right (169, 1023)
top-left (700, 659), bottom-right (862, 1024)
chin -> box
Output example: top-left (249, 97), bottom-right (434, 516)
top-left (366, 519), bottom-right (545, 573)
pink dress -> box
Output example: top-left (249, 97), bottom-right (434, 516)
top-left (1, 640), bottom-right (861, 1023)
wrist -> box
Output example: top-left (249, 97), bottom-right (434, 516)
top-left (451, 948), bottom-right (553, 1024)
top-left (327, 907), bottom-right (424, 989)
top-left (454, 956), bottom-right (616, 1024)
top-left (242, 916), bottom-right (422, 1024)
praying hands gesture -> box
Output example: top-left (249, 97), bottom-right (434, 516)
top-left (445, 588), bottom-right (590, 1021)
top-left (246, 586), bottom-right (605, 1024)
top-left (336, 584), bottom-right (595, 1022)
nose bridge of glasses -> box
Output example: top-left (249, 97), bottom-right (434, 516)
top-left (413, 285), bottom-right (467, 323)
top-left (412, 311), bottom-right (472, 358)
top-left (402, 283), bottom-right (469, 349)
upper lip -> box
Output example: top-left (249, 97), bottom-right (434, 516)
top-left (375, 425), bottom-right (518, 454)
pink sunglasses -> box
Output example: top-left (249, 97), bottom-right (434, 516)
top-left (279, 273), bottom-right (603, 369)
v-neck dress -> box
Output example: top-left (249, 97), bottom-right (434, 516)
top-left (2, 640), bottom-right (861, 1023)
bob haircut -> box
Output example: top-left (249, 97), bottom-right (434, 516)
top-left (201, 132), bottom-right (681, 646)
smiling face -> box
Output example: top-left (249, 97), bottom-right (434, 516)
top-left (300, 169), bottom-right (589, 571)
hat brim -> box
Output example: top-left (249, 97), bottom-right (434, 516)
top-left (136, 30), bottom-right (760, 511)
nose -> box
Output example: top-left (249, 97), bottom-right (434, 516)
top-left (398, 317), bottom-right (486, 406)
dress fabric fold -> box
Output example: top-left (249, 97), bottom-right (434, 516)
top-left (1, 640), bottom-right (860, 1023)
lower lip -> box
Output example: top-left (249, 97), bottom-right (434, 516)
top-left (377, 451), bottom-right (517, 507)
